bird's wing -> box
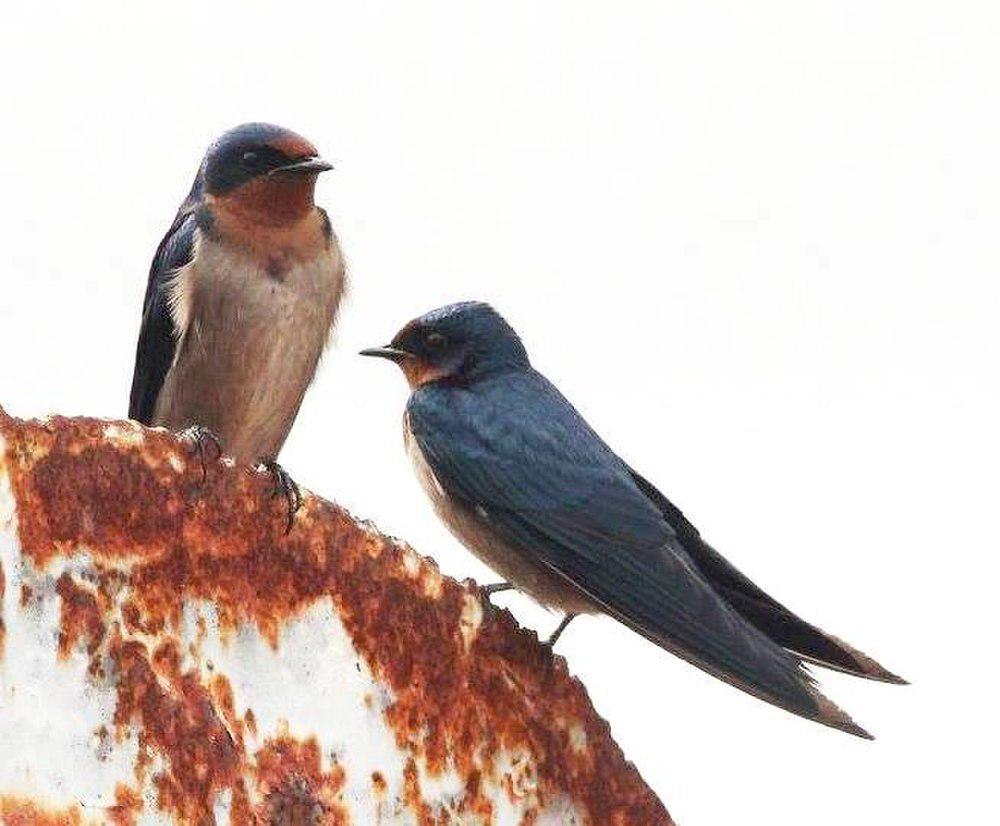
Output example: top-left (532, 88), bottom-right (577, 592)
top-left (408, 371), bottom-right (870, 737)
top-left (128, 210), bottom-right (197, 424)
top-left (626, 467), bottom-right (906, 683)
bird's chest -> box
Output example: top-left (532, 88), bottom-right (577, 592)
top-left (183, 237), bottom-right (342, 345)
top-left (157, 234), bottom-right (343, 460)
top-left (167, 237), bottom-right (344, 417)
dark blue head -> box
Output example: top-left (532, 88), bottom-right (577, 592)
top-left (197, 123), bottom-right (332, 197)
top-left (361, 302), bottom-right (530, 388)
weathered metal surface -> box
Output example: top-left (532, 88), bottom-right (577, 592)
top-left (0, 407), bottom-right (672, 825)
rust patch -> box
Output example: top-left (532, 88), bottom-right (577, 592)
top-left (0, 796), bottom-right (87, 825)
top-left (458, 769), bottom-right (494, 823)
top-left (4, 417), bottom-right (193, 569)
top-left (401, 759), bottom-right (435, 826)
top-left (55, 573), bottom-right (105, 663)
top-left (244, 707), bottom-right (258, 739)
top-left (253, 734), bottom-right (348, 825)
top-left (107, 783), bottom-right (142, 826)
top-left (110, 635), bottom-right (244, 823)
top-left (20, 583), bottom-right (33, 607)
top-left (121, 598), bottom-right (163, 637)
top-left (0, 412), bottom-right (672, 825)
top-left (209, 672), bottom-right (255, 748)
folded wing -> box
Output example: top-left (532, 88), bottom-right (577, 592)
top-left (626, 468), bottom-right (905, 684)
top-left (408, 371), bottom-right (871, 737)
top-left (128, 210), bottom-right (196, 424)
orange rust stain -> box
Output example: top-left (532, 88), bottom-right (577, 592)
top-left (149, 639), bottom-right (184, 688)
top-left (253, 735), bottom-right (348, 825)
top-left (20, 583), bottom-right (33, 607)
top-left (110, 636), bottom-right (244, 823)
top-left (5, 417), bottom-right (193, 569)
top-left (121, 598), bottom-right (164, 636)
top-left (401, 759), bottom-right (436, 826)
top-left (0, 797), bottom-right (86, 825)
top-left (1, 412), bottom-right (672, 826)
top-left (210, 672), bottom-right (249, 744)
top-left (458, 770), bottom-right (494, 823)
top-left (210, 673), bottom-right (236, 725)
top-left (55, 573), bottom-right (105, 663)
top-left (244, 707), bottom-right (258, 739)
top-left (107, 784), bottom-right (142, 826)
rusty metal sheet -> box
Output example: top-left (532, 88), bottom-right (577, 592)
top-left (0, 408), bottom-right (672, 825)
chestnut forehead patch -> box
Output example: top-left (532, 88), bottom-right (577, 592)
top-left (270, 133), bottom-right (318, 160)
top-left (392, 319), bottom-right (422, 348)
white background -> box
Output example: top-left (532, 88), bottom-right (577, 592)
top-left (1, 3), bottom-right (996, 823)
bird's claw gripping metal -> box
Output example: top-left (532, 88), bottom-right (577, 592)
top-left (479, 581), bottom-right (514, 607)
top-left (180, 425), bottom-right (223, 485)
top-left (258, 460), bottom-right (303, 534)
top-left (544, 614), bottom-right (577, 649)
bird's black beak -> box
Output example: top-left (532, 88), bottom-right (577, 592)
top-left (359, 346), bottom-right (412, 363)
top-left (270, 156), bottom-right (334, 175)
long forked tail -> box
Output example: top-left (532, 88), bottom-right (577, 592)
top-left (711, 572), bottom-right (907, 684)
top-left (556, 538), bottom-right (877, 739)
top-left (627, 468), bottom-right (907, 685)
top-left (630, 609), bottom-right (877, 739)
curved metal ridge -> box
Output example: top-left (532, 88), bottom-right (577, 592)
top-left (0, 408), bottom-right (672, 825)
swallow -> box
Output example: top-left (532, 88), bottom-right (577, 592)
top-left (362, 301), bottom-right (905, 738)
top-left (128, 123), bottom-right (345, 491)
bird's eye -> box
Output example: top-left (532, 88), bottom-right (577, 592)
top-left (240, 150), bottom-right (261, 169)
top-left (425, 332), bottom-right (447, 352)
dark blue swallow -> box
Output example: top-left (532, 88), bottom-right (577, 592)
top-left (129, 123), bottom-right (345, 472)
top-left (362, 301), bottom-right (905, 738)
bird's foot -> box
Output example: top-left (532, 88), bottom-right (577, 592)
top-left (479, 581), bottom-right (514, 607)
top-left (257, 459), bottom-right (303, 534)
top-left (180, 425), bottom-right (223, 485)
top-left (543, 614), bottom-right (577, 649)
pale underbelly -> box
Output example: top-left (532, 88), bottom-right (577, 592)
top-left (154, 282), bottom-right (337, 465)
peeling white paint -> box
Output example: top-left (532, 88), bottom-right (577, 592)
top-left (0, 424), bottom-right (643, 825)
top-left (0, 492), bottom-right (140, 811)
top-left (103, 422), bottom-right (146, 449)
top-left (459, 592), bottom-right (483, 651)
